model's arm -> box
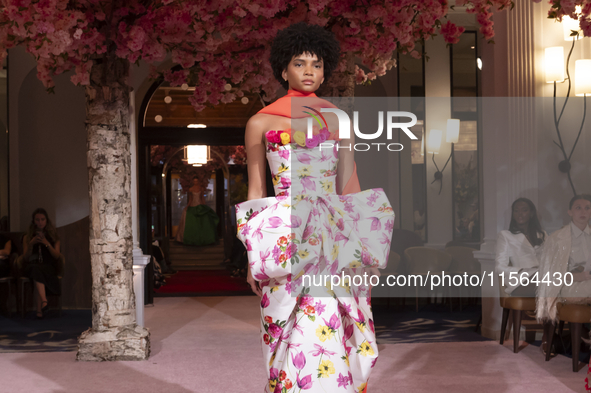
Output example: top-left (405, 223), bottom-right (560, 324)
top-left (336, 126), bottom-right (355, 195)
top-left (187, 192), bottom-right (193, 206)
top-left (245, 115), bottom-right (267, 201)
top-left (244, 115), bottom-right (266, 297)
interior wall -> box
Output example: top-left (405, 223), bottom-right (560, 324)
top-left (17, 65), bottom-right (87, 229)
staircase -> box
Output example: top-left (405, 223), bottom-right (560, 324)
top-left (168, 239), bottom-right (226, 270)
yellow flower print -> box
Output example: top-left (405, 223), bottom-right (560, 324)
top-left (349, 261), bottom-right (362, 268)
top-left (269, 352), bottom-right (276, 366)
top-left (298, 250), bottom-right (310, 259)
top-left (320, 180), bottom-right (334, 193)
top-left (331, 244), bottom-right (339, 260)
top-left (357, 340), bottom-right (375, 357)
top-left (280, 132), bottom-right (291, 145)
top-left (318, 359), bottom-right (336, 378)
top-left (294, 194), bottom-right (305, 202)
top-left (297, 165), bottom-right (312, 177)
top-left (293, 131), bottom-right (306, 147)
top-left (277, 163), bottom-right (289, 174)
top-left (357, 382), bottom-right (368, 393)
top-left (343, 354), bottom-right (350, 367)
top-left (316, 325), bottom-right (334, 342)
top-left (356, 322), bottom-right (366, 332)
top-left (328, 214), bottom-right (336, 227)
top-left (272, 175), bottom-right (281, 186)
top-left (269, 379), bottom-right (277, 392)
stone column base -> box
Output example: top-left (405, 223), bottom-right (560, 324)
top-left (76, 324), bottom-right (150, 361)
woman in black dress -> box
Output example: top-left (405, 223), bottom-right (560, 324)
top-left (22, 208), bottom-right (62, 319)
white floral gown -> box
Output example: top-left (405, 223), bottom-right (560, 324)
top-left (236, 132), bottom-right (394, 393)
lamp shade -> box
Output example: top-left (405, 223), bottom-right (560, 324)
top-left (426, 129), bottom-right (442, 154)
top-left (446, 119), bottom-right (460, 143)
top-left (563, 15), bottom-right (581, 40)
top-left (187, 145), bottom-right (210, 165)
top-left (545, 47), bottom-right (565, 83)
top-left (575, 59), bottom-right (591, 96)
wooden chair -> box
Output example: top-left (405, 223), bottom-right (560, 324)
top-left (404, 247), bottom-right (452, 312)
top-left (545, 303), bottom-right (591, 372)
top-left (17, 254), bottom-right (65, 318)
top-left (446, 246), bottom-right (480, 310)
top-left (498, 277), bottom-right (536, 353)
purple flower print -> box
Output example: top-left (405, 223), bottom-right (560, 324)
top-left (309, 343), bottom-right (337, 357)
top-left (268, 216), bottom-right (284, 228)
top-left (350, 212), bottom-right (360, 231)
top-left (280, 177), bottom-right (291, 189)
top-left (337, 372), bottom-right (353, 388)
top-left (380, 232), bottom-right (391, 246)
top-left (245, 239), bottom-right (252, 251)
top-left (334, 232), bottom-right (349, 245)
top-left (302, 225), bottom-right (313, 240)
top-left (290, 215), bottom-right (302, 228)
top-left (369, 318), bottom-right (375, 333)
top-left (299, 294), bottom-right (314, 308)
top-left (297, 153), bottom-right (313, 165)
top-left (361, 248), bottom-right (373, 266)
top-left (269, 367), bottom-right (279, 380)
top-left (268, 323), bottom-right (283, 339)
top-left (301, 176), bottom-right (316, 192)
top-left (344, 202), bottom-right (354, 213)
top-left (323, 313), bottom-right (342, 331)
top-left (370, 217), bottom-right (382, 232)
top-left (261, 293), bottom-right (270, 308)
top-left (260, 249), bottom-right (270, 267)
top-left (241, 224), bottom-right (250, 236)
top-left (339, 302), bottom-right (352, 316)
top-left (285, 280), bottom-right (292, 294)
top-left (253, 221), bottom-right (264, 241)
top-left (296, 374), bottom-right (313, 390)
top-left (291, 351), bottom-right (306, 370)
top-left (278, 150), bottom-right (290, 160)
top-left (385, 219), bottom-right (394, 232)
top-left (314, 301), bottom-right (326, 316)
top-left (367, 192), bottom-right (379, 207)
top-left (272, 245), bottom-right (281, 265)
top-left (352, 309), bottom-right (366, 324)
top-left (343, 323), bottom-right (354, 341)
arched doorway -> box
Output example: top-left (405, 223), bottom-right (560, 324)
top-left (137, 78), bottom-right (264, 303)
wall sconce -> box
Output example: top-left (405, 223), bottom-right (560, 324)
top-left (429, 119), bottom-right (460, 195)
top-left (545, 17), bottom-right (588, 196)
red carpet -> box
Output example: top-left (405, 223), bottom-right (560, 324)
top-left (154, 269), bottom-right (253, 296)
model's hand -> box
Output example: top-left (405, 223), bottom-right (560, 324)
top-left (247, 264), bottom-right (262, 297)
top-left (29, 236), bottom-right (41, 245)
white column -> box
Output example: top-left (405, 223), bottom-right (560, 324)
top-left (476, 2), bottom-right (539, 340)
top-left (130, 90), bottom-right (151, 325)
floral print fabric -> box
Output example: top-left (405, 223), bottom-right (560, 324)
top-left (236, 137), bottom-right (394, 392)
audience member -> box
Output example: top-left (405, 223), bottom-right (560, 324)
top-left (0, 232), bottom-right (11, 278)
top-left (496, 197), bottom-right (546, 297)
top-left (22, 208), bottom-right (62, 319)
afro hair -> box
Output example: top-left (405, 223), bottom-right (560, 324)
top-left (270, 22), bottom-right (341, 90)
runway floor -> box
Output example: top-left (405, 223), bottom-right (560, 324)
top-left (0, 296), bottom-right (587, 392)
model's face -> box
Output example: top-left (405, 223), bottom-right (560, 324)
top-left (568, 199), bottom-right (591, 227)
top-left (34, 214), bottom-right (47, 230)
top-left (512, 201), bottom-right (532, 227)
top-left (282, 52), bottom-right (324, 93)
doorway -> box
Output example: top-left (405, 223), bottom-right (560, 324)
top-left (137, 80), bottom-right (263, 302)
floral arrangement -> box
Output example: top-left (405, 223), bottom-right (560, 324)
top-left (0, 0), bottom-right (535, 108)
top-left (266, 127), bottom-right (331, 151)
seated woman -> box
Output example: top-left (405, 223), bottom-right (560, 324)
top-left (496, 197), bottom-right (546, 297)
top-left (537, 194), bottom-right (591, 318)
top-left (22, 208), bottom-right (62, 319)
top-left (0, 233), bottom-right (11, 278)
top-left (175, 176), bottom-right (219, 246)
